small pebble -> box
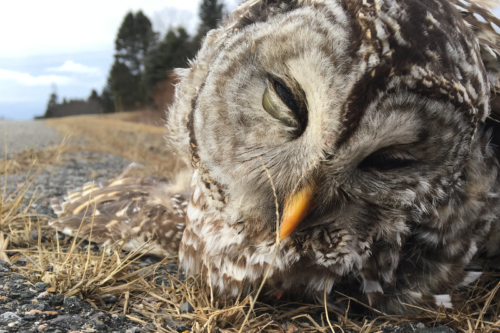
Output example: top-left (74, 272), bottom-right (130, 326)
top-left (0, 261), bottom-right (10, 272)
top-left (126, 328), bottom-right (143, 333)
top-left (30, 232), bottom-right (48, 242)
top-left (104, 295), bottom-right (118, 304)
top-left (0, 312), bottom-right (20, 322)
top-left (11, 273), bottom-right (26, 280)
top-left (50, 294), bottom-right (65, 306)
top-left (176, 325), bottom-right (191, 332)
top-left (20, 291), bottom-right (33, 299)
top-left (81, 242), bottom-right (100, 252)
top-left (44, 310), bottom-right (58, 316)
top-left (179, 301), bottom-right (194, 314)
top-left (47, 286), bottom-right (56, 293)
top-left (64, 296), bottom-right (86, 314)
top-left (53, 232), bottom-right (66, 241)
top-left (21, 302), bottom-right (48, 312)
top-left (35, 281), bottom-right (48, 291)
top-left (23, 314), bottom-right (37, 321)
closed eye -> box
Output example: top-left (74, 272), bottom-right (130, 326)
top-left (358, 150), bottom-right (414, 171)
top-left (262, 76), bottom-right (307, 135)
top-left (273, 79), bottom-right (301, 117)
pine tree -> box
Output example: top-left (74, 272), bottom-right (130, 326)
top-left (88, 89), bottom-right (100, 101)
top-left (100, 86), bottom-right (115, 113)
top-left (144, 26), bottom-right (193, 90)
top-left (107, 60), bottom-right (145, 111)
top-left (115, 11), bottom-right (158, 74)
top-left (193, 0), bottom-right (225, 50)
top-left (106, 11), bottom-right (157, 111)
top-left (44, 93), bottom-right (58, 118)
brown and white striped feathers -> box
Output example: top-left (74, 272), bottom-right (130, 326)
top-left (50, 173), bottom-right (188, 257)
top-left (168, 0), bottom-right (500, 313)
top-left (51, 0), bottom-right (500, 314)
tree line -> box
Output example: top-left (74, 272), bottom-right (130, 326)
top-left (44, 0), bottom-right (224, 117)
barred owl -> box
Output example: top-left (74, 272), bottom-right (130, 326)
top-left (51, 0), bottom-right (500, 314)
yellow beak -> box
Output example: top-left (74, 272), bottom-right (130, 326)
top-left (279, 183), bottom-right (315, 241)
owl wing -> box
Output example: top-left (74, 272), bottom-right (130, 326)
top-left (49, 174), bottom-right (189, 257)
top-left (452, 0), bottom-right (500, 118)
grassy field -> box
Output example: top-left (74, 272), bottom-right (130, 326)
top-left (0, 111), bottom-right (499, 332)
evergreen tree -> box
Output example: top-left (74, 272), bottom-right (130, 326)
top-left (88, 89), bottom-right (99, 101)
top-left (144, 27), bottom-right (193, 90)
top-left (106, 11), bottom-right (157, 111)
top-left (107, 60), bottom-right (145, 111)
top-left (100, 86), bottom-right (115, 113)
top-left (193, 0), bottom-right (225, 50)
top-left (115, 11), bottom-right (158, 74)
top-left (44, 92), bottom-right (58, 118)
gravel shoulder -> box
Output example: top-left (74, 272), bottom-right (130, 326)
top-left (2, 151), bottom-right (133, 216)
top-left (0, 260), bottom-right (143, 333)
top-left (0, 120), bottom-right (64, 158)
top-left (0, 120), bottom-right (155, 332)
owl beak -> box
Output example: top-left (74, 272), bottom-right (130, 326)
top-left (279, 183), bottom-right (315, 241)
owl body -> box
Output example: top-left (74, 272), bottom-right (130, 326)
top-left (172, 0), bottom-right (500, 313)
top-left (51, 0), bottom-right (500, 314)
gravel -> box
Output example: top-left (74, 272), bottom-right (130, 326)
top-left (0, 260), bottom-right (145, 333)
top-left (2, 150), bottom-right (133, 217)
top-left (179, 301), bottom-right (194, 314)
top-left (381, 324), bottom-right (456, 333)
top-left (0, 120), bottom-right (64, 158)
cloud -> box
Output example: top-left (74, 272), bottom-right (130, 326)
top-left (47, 60), bottom-right (101, 76)
top-left (0, 68), bottom-right (74, 86)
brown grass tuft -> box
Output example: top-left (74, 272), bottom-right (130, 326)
top-left (0, 140), bottom-right (69, 175)
top-left (46, 112), bottom-right (184, 179)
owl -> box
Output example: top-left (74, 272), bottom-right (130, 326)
top-left (50, 0), bottom-right (500, 314)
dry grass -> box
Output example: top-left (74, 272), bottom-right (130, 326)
top-left (0, 113), bottom-right (499, 332)
top-left (3, 187), bottom-right (500, 333)
top-left (46, 111), bottom-right (184, 179)
top-left (1, 174), bottom-right (499, 332)
top-left (0, 140), bottom-right (71, 176)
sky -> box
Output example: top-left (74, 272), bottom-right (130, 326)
top-left (0, 0), bottom-right (239, 120)
top-left (1, 2), bottom-right (500, 120)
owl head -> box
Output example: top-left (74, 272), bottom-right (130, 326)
top-left (168, 0), bottom-right (493, 250)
